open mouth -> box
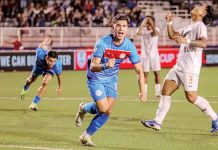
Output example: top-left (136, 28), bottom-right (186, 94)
top-left (118, 32), bottom-right (124, 36)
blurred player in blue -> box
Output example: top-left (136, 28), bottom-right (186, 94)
top-left (20, 35), bottom-right (62, 111)
top-left (75, 14), bottom-right (146, 147)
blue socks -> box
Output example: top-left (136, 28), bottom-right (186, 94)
top-left (83, 102), bottom-right (99, 114)
top-left (86, 113), bottom-right (109, 135)
top-left (24, 85), bottom-right (30, 91)
top-left (33, 96), bottom-right (41, 104)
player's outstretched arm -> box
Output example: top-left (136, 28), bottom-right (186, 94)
top-left (134, 62), bottom-right (146, 102)
top-left (56, 74), bottom-right (62, 96)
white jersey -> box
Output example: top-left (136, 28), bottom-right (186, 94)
top-left (140, 27), bottom-right (160, 58)
top-left (175, 21), bottom-right (207, 75)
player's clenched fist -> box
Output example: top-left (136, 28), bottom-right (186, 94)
top-left (166, 11), bottom-right (174, 22)
top-left (106, 58), bottom-right (116, 68)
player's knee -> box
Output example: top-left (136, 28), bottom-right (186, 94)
top-left (27, 77), bottom-right (35, 83)
top-left (161, 87), bottom-right (171, 96)
top-left (42, 82), bottom-right (48, 87)
top-left (185, 94), bottom-right (197, 103)
top-left (106, 109), bottom-right (113, 115)
top-left (98, 106), bottom-right (109, 114)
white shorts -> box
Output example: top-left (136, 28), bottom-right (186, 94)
top-left (141, 57), bottom-right (161, 72)
top-left (164, 68), bottom-right (199, 91)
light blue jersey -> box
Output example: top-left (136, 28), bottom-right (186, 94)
top-left (87, 34), bottom-right (140, 81)
top-left (87, 34), bottom-right (140, 101)
top-left (32, 48), bottom-right (62, 77)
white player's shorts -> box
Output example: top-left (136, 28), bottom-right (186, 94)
top-left (164, 68), bottom-right (199, 91)
top-left (141, 57), bottom-right (161, 72)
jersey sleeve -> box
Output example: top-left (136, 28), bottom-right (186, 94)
top-left (54, 60), bottom-right (62, 75)
top-left (129, 43), bottom-right (140, 64)
top-left (197, 23), bottom-right (207, 40)
top-left (92, 40), bottom-right (105, 58)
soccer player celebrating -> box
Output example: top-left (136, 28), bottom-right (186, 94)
top-left (75, 14), bottom-right (146, 146)
top-left (141, 5), bottom-right (218, 132)
top-left (20, 36), bottom-right (62, 111)
top-left (136, 16), bottom-right (161, 99)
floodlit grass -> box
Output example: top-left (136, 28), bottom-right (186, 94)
top-left (0, 68), bottom-right (218, 150)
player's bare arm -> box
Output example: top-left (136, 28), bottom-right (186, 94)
top-left (136, 19), bottom-right (146, 36)
top-left (174, 36), bottom-right (207, 48)
top-left (188, 37), bottom-right (207, 48)
top-left (134, 62), bottom-right (146, 102)
top-left (90, 57), bottom-right (115, 72)
top-left (148, 18), bottom-right (159, 36)
top-left (166, 11), bottom-right (178, 39)
top-left (56, 74), bottom-right (62, 96)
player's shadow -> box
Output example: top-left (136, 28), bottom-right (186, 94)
top-left (100, 146), bottom-right (149, 150)
top-left (138, 126), bottom-right (218, 136)
top-left (0, 108), bottom-right (55, 112)
top-left (0, 108), bottom-right (28, 112)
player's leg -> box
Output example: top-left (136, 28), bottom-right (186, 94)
top-left (78, 80), bottom-right (117, 146)
top-left (183, 74), bottom-right (218, 132)
top-left (80, 98), bottom-right (115, 146)
top-left (144, 72), bottom-right (149, 98)
top-left (153, 71), bottom-right (161, 97)
top-left (151, 57), bottom-right (161, 97)
top-left (75, 80), bottom-right (104, 127)
top-left (86, 97), bottom-right (115, 135)
top-left (142, 58), bottom-right (149, 99)
top-left (29, 73), bottom-right (53, 111)
top-left (21, 66), bottom-right (41, 100)
top-left (141, 69), bottom-right (179, 130)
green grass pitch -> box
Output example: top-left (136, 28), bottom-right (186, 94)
top-left (0, 67), bottom-right (218, 150)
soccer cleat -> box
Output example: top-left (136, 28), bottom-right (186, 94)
top-left (29, 103), bottom-right (37, 111)
top-left (79, 134), bottom-right (96, 147)
top-left (75, 102), bottom-right (86, 127)
top-left (210, 119), bottom-right (218, 133)
top-left (141, 120), bottom-right (161, 131)
top-left (20, 88), bottom-right (28, 100)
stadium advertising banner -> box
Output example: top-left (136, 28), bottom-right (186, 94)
top-left (159, 48), bottom-right (179, 68)
top-left (74, 48), bottom-right (180, 70)
top-left (0, 51), bottom-right (74, 71)
top-left (203, 49), bottom-right (218, 66)
top-left (74, 50), bottom-right (92, 70)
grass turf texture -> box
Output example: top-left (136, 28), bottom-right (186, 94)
top-left (0, 67), bottom-right (217, 150)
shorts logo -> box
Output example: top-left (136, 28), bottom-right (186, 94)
top-left (95, 90), bottom-right (102, 96)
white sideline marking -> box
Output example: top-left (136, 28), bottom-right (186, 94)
top-left (0, 144), bottom-right (74, 150)
top-left (0, 96), bottom-right (218, 103)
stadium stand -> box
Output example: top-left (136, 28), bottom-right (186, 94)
top-left (0, 0), bottom-right (218, 49)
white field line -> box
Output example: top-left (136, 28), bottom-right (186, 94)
top-left (0, 96), bottom-right (218, 103)
top-left (0, 144), bottom-right (75, 150)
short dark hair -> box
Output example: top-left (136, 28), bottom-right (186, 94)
top-left (112, 14), bottom-right (130, 24)
top-left (48, 51), bottom-right (58, 58)
top-left (203, 5), bottom-right (214, 25)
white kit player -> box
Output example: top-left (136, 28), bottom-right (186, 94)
top-left (136, 16), bottom-right (161, 99)
top-left (141, 5), bottom-right (218, 133)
